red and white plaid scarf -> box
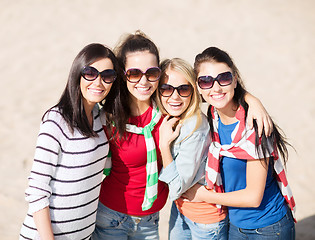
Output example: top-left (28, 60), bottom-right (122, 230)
top-left (205, 106), bottom-right (296, 222)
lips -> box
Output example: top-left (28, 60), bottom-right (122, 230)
top-left (136, 86), bottom-right (151, 94)
top-left (88, 88), bottom-right (105, 95)
top-left (211, 93), bottom-right (225, 100)
top-left (168, 102), bottom-right (183, 110)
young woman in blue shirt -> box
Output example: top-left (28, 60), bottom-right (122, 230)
top-left (182, 47), bottom-right (296, 240)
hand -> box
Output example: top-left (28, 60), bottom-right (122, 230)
top-left (159, 115), bottom-right (181, 149)
top-left (246, 94), bottom-right (273, 137)
top-left (181, 183), bottom-right (205, 202)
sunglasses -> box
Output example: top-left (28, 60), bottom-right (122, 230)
top-left (159, 84), bottom-right (193, 97)
top-left (125, 67), bottom-right (161, 83)
top-left (81, 66), bottom-right (117, 84)
top-left (197, 71), bottom-right (233, 89)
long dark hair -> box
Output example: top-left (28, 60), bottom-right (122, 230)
top-left (194, 47), bottom-right (290, 166)
top-left (45, 43), bottom-right (120, 137)
top-left (104, 30), bottom-right (160, 139)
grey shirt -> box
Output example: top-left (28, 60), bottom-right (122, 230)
top-left (159, 112), bottom-right (210, 201)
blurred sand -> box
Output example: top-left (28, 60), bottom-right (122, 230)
top-left (1, 0), bottom-right (315, 239)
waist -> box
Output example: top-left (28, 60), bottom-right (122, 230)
top-left (175, 198), bottom-right (227, 224)
top-left (99, 177), bottom-right (168, 216)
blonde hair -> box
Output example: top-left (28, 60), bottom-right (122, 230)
top-left (156, 58), bottom-right (202, 139)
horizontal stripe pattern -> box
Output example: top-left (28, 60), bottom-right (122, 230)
top-left (20, 106), bottom-right (109, 239)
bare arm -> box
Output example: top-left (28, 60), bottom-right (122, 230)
top-left (182, 159), bottom-right (269, 208)
top-left (245, 92), bottom-right (272, 137)
top-left (33, 206), bottom-right (55, 240)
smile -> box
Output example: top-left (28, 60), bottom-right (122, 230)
top-left (88, 88), bottom-right (104, 94)
top-left (168, 102), bottom-right (183, 109)
top-left (211, 93), bottom-right (225, 100)
top-left (136, 86), bottom-right (151, 93)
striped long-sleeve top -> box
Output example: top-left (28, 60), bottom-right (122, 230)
top-left (20, 106), bottom-right (109, 240)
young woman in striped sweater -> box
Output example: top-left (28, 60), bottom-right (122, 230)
top-left (183, 47), bottom-right (296, 239)
top-left (19, 43), bottom-right (120, 240)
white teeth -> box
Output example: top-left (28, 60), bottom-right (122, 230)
top-left (211, 94), bottom-right (225, 99)
top-left (169, 103), bottom-right (181, 107)
top-left (89, 89), bottom-right (103, 94)
top-left (137, 87), bottom-right (150, 92)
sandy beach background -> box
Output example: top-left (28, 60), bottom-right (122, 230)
top-left (1, 0), bottom-right (315, 239)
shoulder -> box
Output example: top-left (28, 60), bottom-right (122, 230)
top-left (40, 107), bottom-right (70, 136)
top-left (42, 107), bottom-right (65, 125)
top-left (176, 112), bottom-right (209, 143)
top-left (181, 112), bottom-right (209, 134)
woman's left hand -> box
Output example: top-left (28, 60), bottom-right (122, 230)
top-left (159, 115), bottom-right (181, 149)
top-left (246, 94), bottom-right (273, 137)
top-left (181, 183), bottom-right (206, 202)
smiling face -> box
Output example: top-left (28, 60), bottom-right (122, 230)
top-left (80, 58), bottom-right (114, 111)
top-left (125, 50), bottom-right (159, 111)
top-left (197, 61), bottom-right (237, 116)
top-left (160, 68), bottom-right (192, 117)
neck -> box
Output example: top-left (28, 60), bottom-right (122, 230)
top-left (216, 101), bottom-right (238, 125)
top-left (130, 98), bottom-right (151, 117)
top-left (83, 102), bottom-right (95, 126)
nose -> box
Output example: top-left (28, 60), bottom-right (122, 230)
top-left (138, 74), bottom-right (149, 84)
top-left (170, 89), bottom-right (181, 99)
top-left (212, 80), bottom-right (221, 91)
top-left (93, 75), bottom-right (103, 86)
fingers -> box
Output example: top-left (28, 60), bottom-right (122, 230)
top-left (247, 114), bottom-right (274, 138)
top-left (160, 115), bottom-right (181, 144)
top-left (247, 115), bottom-right (254, 130)
top-left (173, 123), bottom-right (182, 137)
top-left (264, 115), bottom-right (273, 137)
top-left (168, 117), bottom-right (180, 126)
top-left (256, 117), bottom-right (263, 137)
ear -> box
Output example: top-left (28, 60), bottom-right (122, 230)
top-left (234, 78), bottom-right (237, 89)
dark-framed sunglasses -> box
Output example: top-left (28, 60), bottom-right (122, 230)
top-left (159, 84), bottom-right (193, 97)
top-left (197, 71), bottom-right (233, 89)
top-left (81, 66), bottom-right (117, 84)
top-left (125, 67), bottom-right (161, 83)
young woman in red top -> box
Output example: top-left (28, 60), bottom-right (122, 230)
top-left (92, 31), bottom-right (168, 240)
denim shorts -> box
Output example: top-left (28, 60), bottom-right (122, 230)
top-left (228, 208), bottom-right (295, 240)
top-left (91, 202), bottom-right (160, 240)
top-left (169, 202), bottom-right (228, 240)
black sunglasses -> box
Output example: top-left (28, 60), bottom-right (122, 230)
top-left (197, 71), bottom-right (233, 89)
top-left (125, 67), bottom-right (161, 83)
top-left (159, 84), bottom-right (193, 97)
top-left (81, 66), bottom-right (117, 84)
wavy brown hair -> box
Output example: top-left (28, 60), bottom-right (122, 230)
top-left (104, 30), bottom-right (160, 139)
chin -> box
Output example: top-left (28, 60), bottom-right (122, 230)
top-left (167, 110), bottom-right (183, 117)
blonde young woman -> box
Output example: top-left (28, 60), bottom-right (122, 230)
top-left (157, 58), bottom-right (228, 239)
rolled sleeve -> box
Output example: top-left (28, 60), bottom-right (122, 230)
top-left (25, 114), bottom-right (60, 214)
top-left (159, 161), bottom-right (178, 184)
